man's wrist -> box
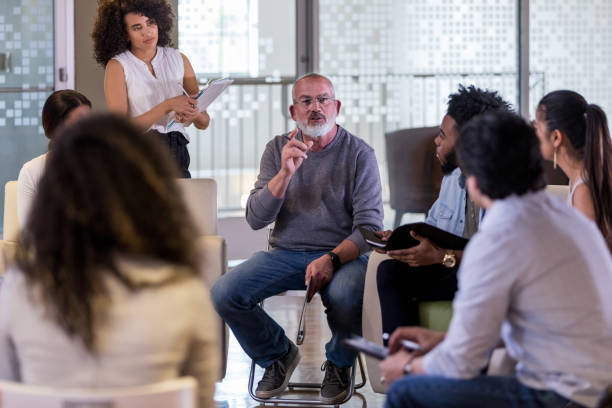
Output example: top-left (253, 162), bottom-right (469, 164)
top-left (327, 251), bottom-right (342, 272)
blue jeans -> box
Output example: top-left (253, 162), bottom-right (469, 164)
top-left (385, 375), bottom-right (571, 408)
top-left (211, 248), bottom-right (369, 368)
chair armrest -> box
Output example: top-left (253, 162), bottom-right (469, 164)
top-left (362, 251), bottom-right (392, 394)
top-left (195, 235), bottom-right (228, 381)
top-left (0, 240), bottom-right (17, 279)
top-left (195, 236), bottom-right (227, 289)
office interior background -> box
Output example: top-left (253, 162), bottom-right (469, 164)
top-left (0, 0), bottom-right (611, 231)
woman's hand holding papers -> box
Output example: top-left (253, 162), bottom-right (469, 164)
top-left (166, 94), bottom-right (198, 122)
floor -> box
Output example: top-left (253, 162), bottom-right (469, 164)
top-left (213, 295), bottom-right (388, 408)
top-left (213, 208), bottom-right (424, 407)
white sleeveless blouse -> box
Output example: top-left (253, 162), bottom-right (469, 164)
top-left (112, 47), bottom-right (189, 140)
top-left (567, 177), bottom-right (586, 206)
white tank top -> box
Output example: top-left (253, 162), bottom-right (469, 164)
top-left (567, 178), bottom-right (586, 206)
top-left (112, 47), bottom-right (189, 139)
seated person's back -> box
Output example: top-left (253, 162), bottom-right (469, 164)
top-left (17, 89), bottom-right (91, 227)
top-left (381, 112), bottom-right (612, 408)
top-left (0, 115), bottom-right (218, 407)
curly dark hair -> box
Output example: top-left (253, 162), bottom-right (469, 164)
top-left (16, 114), bottom-right (199, 352)
top-left (92, 0), bottom-right (174, 66)
top-left (447, 85), bottom-right (513, 127)
top-left (457, 111), bottom-right (546, 199)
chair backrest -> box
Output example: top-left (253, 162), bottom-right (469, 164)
top-left (175, 178), bottom-right (217, 236)
top-left (597, 385), bottom-right (612, 408)
top-left (0, 377), bottom-right (197, 408)
top-left (385, 127), bottom-right (442, 213)
top-left (3, 181), bottom-right (19, 242)
top-left (218, 217), bottom-right (270, 262)
top-left (546, 184), bottom-right (569, 202)
top-left (543, 161), bottom-right (569, 185)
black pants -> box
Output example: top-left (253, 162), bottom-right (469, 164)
top-left (148, 130), bottom-right (191, 178)
top-left (376, 259), bottom-right (458, 338)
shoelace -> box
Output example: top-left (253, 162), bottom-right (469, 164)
top-left (320, 361), bottom-right (347, 387)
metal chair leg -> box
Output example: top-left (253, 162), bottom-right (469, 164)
top-left (247, 288), bottom-right (367, 405)
top-left (248, 351), bottom-right (367, 406)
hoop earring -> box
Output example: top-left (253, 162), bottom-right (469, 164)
top-left (553, 149), bottom-right (557, 169)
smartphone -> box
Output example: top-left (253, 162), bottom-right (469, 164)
top-left (358, 227), bottom-right (386, 248)
top-left (341, 336), bottom-right (389, 360)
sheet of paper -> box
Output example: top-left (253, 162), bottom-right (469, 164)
top-left (197, 78), bottom-right (233, 111)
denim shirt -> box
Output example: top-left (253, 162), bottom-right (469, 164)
top-left (425, 167), bottom-right (485, 236)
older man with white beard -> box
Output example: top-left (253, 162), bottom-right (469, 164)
top-left (211, 73), bottom-right (383, 404)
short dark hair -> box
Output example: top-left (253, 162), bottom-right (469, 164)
top-left (17, 114), bottom-right (199, 352)
top-left (42, 90), bottom-right (91, 139)
top-left (92, 0), bottom-right (174, 66)
top-left (457, 111), bottom-right (546, 199)
top-left (447, 85), bottom-right (512, 127)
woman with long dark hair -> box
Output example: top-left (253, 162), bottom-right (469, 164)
top-left (17, 89), bottom-right (91, 226)
top-left (92, 0), bottom-right (210, 178)
top-left (1, 114), bottom-right (218, 407)
top-left (534, 90), bottom-right (612, 251)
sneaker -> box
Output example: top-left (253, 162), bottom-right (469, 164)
top-left (319, 360), bottom-right (351, 403)
top-left (255, 340), bottom-right (301, 398)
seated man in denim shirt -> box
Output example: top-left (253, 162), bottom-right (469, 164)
top-left (376, 85), bottom-right (511, 336)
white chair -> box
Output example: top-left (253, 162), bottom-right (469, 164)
top-left (1, 181), bottom-right (19, 279)
top-left (176, 178), bottom-right (218, 236)
top-left (0, 377), bottom-right (197, 408)
top-left (546, 184), bottom-right (569, 202)
top-left (361, 251), bottom-right (391, 393)
top-left (176, 178), bottom-right (228, 381)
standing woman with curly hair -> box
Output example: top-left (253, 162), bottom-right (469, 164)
top-left (533, 90), bottom-right (612, 252)
top-left (92, 0), bottom-right (209, 178)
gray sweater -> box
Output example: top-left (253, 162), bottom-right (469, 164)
top-left (246, 126), bottom-right (383, 253)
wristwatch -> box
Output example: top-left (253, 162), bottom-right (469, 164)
top-left (327, 251), bottom-right (342, 272)
top-left (442, 250), bottom-right (457, 268)
top-left (403, 361), bottom-right (413, 374)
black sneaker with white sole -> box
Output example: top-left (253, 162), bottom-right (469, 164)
top-left (255, 340), bottom-right (301, 399)
top-left (319, 360), bottom-right (351, 404)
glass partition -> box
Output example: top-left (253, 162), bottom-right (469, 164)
top-left (0, 0), bottom-right (54, 232)
top-left (179, 0), bottom-right (296, 212)
top-left (530, 0), bottom-right (612, 117)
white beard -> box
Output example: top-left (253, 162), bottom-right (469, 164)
top-left (296, 116), bottom-right (336, 139)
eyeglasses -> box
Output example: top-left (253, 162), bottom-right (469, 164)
top-left (294, 96), bottom-right (336, 109)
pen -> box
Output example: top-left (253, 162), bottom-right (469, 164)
top-left (168, 86), bottom-right (204, 129)
top-left (382, 332), bottom-right (424, 351)
top-left (284, 128), bottom-right (302, 141)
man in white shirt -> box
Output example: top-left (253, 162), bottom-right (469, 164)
top-left (380, 111), bottom-right (612, 408)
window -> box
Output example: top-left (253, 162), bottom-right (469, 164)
top-left (319, 0), bottom-right (519, 207)
top-left (178, 0), bottom-right (295, 212)
top-left (530, 0), bottom-right (612, 116)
